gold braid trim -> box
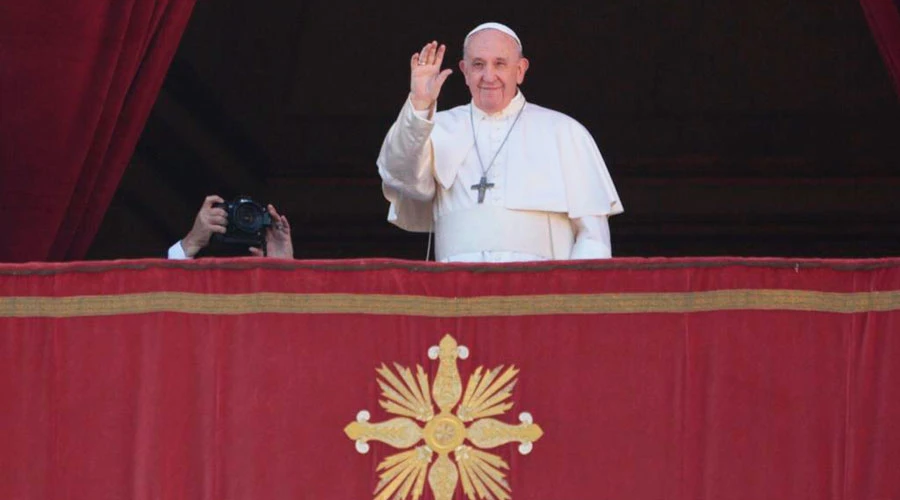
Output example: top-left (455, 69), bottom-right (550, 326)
top-left (2, 290), bottom-right (900, 318)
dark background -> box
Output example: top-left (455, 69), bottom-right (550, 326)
top-left (87, 0), bottom-right (900, 260)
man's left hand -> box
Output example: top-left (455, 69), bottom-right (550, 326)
top-left (249, 204), bottom-right (294, 258)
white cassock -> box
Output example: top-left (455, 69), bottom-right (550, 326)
top-left (377, 91), bottom-right (624, 263)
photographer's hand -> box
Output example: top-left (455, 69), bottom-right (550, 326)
top-left (249, 204), bottom-right (293, 259)
top-left (181, 195), bottom-right (227, 258)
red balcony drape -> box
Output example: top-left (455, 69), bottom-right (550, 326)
top-left (0, 0), bottom-right (196, 263)
top-left (2, 257), bottom-right (899, 499)
top-left (860, 0), bottom-right (900, 97)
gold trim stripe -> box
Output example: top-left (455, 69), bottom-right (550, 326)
top-left (1, 290), bottom-right (899, 318)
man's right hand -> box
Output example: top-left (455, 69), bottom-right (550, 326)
top-left (410, 41), bottom-right (453, 111)
top-left (181, 195), bottom-right (227, 258)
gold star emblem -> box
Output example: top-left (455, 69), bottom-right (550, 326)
top-left (344, 334), bottom-right (544, 500)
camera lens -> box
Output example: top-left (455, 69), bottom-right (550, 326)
top-left (234, 201), bottom-right (263, 232)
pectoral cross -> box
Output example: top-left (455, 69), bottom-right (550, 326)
top-left (470, 176), bottom-right (495, 204)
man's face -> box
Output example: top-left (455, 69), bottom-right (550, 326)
top-left (459, 29), bottom-right (529, 114)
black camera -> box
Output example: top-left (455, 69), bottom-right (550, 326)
top-left (212, 196), bottom-right (272, 248)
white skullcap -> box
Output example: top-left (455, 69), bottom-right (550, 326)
top-left (465, 22), bottom-right (522, 51)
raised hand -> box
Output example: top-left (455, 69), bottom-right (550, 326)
top-left (182, 195), bottom-right (227, 258)
top-left (410, 41), bottom-right (453, 111)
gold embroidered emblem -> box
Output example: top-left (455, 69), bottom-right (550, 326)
top-left (344, 334), bottom-right (544, 500)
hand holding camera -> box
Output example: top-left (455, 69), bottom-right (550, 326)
top-left (181, 195), bottom-right (293, 259)
top-left (182, 195), bottom-right (228, 257)
top-left (249, 203), bottom-right (293, 259)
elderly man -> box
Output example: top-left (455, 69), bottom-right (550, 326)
top-left (377, 22), bottom-right (623, 262)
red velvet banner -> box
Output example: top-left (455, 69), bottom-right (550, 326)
top-left (2, 258), bottom-right (899, 499)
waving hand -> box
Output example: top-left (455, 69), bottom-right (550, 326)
top-left (409, 41), bottom-right (453, 111)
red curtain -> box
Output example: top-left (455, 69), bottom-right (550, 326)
top-left (0, 0), bottom-right (196, 263)
top-left (860, 0), bottom-right (900, 97)
top-left (2, 257), bottom-right (899, 499)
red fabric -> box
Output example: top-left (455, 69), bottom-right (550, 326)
top-left (0, 0), bottom-right (196, 263)
top-left (860, 0), bottom-right (900, 97)
top-left (1, 257), bottom-right (899, 499)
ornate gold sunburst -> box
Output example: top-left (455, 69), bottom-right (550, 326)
top-left (344, 334), bottom-right (544, 500)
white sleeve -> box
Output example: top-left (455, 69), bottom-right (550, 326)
top-left (376, 97), bottom-right (437, 202)
top-left (569, 215), bottom-right (612, 259)
top-left (167, 241), bottom-right (191, 260)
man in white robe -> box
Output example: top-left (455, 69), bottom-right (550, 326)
top-left (377, 22), bottom-right (623, 262)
